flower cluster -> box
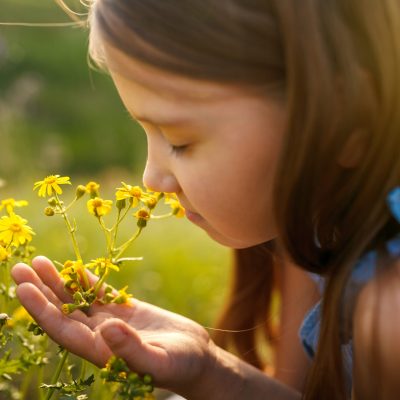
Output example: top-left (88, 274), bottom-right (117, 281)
top-left (34, 175), bottom-right (184, 316)
top-left (100, 356), bottom-right (154, 400)
top-left (0, 174), bottom-right (184, 400)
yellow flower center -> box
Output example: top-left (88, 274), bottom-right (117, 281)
top-left (130, 188), bottom-right (141, 197)
top-left (44, 176), bottom-right (57, 184)
top-left (92, 199), bottom-right (103, 207)
top-left (9, 223), bottom-right (22, 232)
top-left (86, 182), bottom-right (99, 191)
top-left (137, 210), bottom-right (150, 219)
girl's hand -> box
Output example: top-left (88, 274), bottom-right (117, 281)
top-left (11, 256), bottom-right (217, 396)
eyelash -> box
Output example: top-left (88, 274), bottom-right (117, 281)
top-left (169, 144), bottom-right (188, 155)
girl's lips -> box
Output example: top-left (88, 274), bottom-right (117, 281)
top-left (185, 209), bottom-right (204, 224)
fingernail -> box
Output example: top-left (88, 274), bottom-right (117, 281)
top-left (101, 325), bottom-right (127, 344)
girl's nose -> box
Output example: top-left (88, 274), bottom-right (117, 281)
top-left (142, 159), bottom-right (180, 194)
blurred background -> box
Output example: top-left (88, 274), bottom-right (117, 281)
top-left (0, 0), bottom-right (231, 327)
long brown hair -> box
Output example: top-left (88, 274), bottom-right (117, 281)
top-left (87, 1), bottom-right (400, 398)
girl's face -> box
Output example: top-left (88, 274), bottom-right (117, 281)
top-left (104, 45), bottom-right (287, 248)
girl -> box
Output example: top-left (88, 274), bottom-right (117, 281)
top-left (11, 1), bottom-right (400, 399)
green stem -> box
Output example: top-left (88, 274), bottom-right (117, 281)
top-left (55, 194), bottom-right (90, 290)
top-left (93, 270), bottom-right (109, 297)
top-left (113, 228), bottom-right (143, 260)
top-left (20, 368), bottom-right (32, 399)
top-left (61, 212), bottom-right (82, 261)
top-left (98, 217), bottom-right (111, 256)
top-left (110, 205), bottom-right (133, 256)
top-left (55, 193), bottom-right (82, 261)
top-left (110, 209), bottom-right (122, 255)
top-left (80, 359), bottom-right (87, 381)
top-left (37, 338), bottom-right (47, 400)
top-left (63, 196), bottom-right (78, 213)
top-left (45, 349), bottom-right (69, 400)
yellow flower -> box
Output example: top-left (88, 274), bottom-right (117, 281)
top-left (112, 285), bottom-right (133, 305)
top-left (87, 197), bottom-right (113, 217)
top-left (87, 257), bottom-right (119, 275)
top-left (0, 245), bottom-right (9, 262)
top-left (134, 208), bottom-right (151, 228)
top-left (9, 306), bottom-right (33, 326)
top-left (33, 175), bottom-right (71, 197)
top-left (0, 213), bottom-right (35, 247)
top-left (141, 193), bottom-right (159, 210)
top-left (86, 181), bottom-right (100, 197)
top-left (164, 194), bottom-right (185, 217)
top-left (60, 260), bottom-right (83, 279)
top-left (0, 198), bottom-right (28, 215)
top-left (115, 182), bottom-right (143, 207)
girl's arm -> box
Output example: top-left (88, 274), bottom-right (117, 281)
top-left (353, 261), bottom-right (400, 399)
top-left (274, 257), bottom-right (320, 391)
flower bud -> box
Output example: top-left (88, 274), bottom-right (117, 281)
top-left (137, 218), bottom-right (148, 228)
top-left (116, 198), bottom-right (126, 211)
top-left (72, 291), bottom-right (85, 304)
top-left (100, 369), bottom-right (110, 380)
top-left (26, 246), bottom-right (36, 255)
top-left (103, 293), bottom-right (114, 303)
top-left (75, 185), bottom-right (87, 199)
top-left (128, 372), bottom-right (139, 382)
top-left (105, 285), bottom-right (113, 294)
top-left (44, 207), bottom-right (55, 217)
top-left (47, 197), bottom-right (57, 207)
top-left (64, 280), bottom-right (78, 292)
top-left (86, 181), bottom-right (100, 198)
top-left (61, 303), bottom-right (79, 314)
top-left (118, 371), bottom-right (127, 380)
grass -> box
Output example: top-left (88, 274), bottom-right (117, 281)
top-left (1, 0), bottom-right (147, 179)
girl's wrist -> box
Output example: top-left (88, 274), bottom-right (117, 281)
top-left (177, 342), bottom-right (245, 400)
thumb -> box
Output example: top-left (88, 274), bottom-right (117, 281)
top-left (100, 319), bottom-right (165, 378)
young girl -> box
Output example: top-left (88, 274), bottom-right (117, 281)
top-left (11, 1), bottom-right (400, 399)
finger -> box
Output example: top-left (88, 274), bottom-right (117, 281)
top-left (31, 256), bottom-right (72, 303)
top-left (32, 256), bottom-right (118, 301)
top-left (16, 282), bottom-right (112, 367)
top-left (11, 263), bottom-right (63, 307)
top-left (100, 318), bottom-right (168, 378)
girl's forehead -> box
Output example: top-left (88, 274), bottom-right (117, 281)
top-left (103, 44), bottom-right (248, 103)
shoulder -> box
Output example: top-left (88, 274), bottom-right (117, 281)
top-left (353, 259), bottom-right (400, 399)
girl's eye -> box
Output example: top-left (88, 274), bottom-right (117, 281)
top-left (169, 144), bottom-right (188, 155)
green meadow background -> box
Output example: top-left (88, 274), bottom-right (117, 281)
top-left (0, 0), bottom-right (231, 328)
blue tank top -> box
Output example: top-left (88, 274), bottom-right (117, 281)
top-left (299, 187), bottom-right (400, 391)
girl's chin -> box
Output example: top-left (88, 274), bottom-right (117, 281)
top-left (203, 226), bottom-right (269, 249)
top-left (185, 212), bottom-right (275, 248)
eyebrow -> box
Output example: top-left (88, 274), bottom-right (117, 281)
top-left (128, 110), bottom-right (188, 127)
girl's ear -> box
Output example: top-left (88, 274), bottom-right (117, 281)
top-left (337, 129), bottom-right (368, 169)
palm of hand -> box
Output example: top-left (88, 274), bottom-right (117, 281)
top-left (11, 257), bottom-right (215, 390)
